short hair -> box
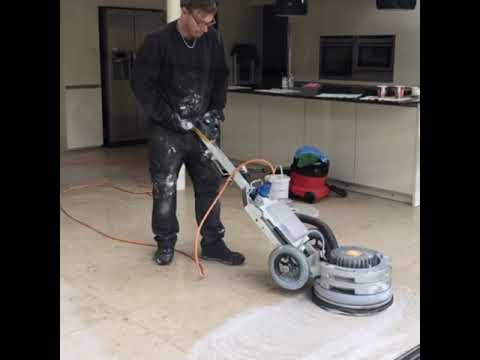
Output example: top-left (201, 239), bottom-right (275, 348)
top-left (180, 0), bottom-right (218, 13)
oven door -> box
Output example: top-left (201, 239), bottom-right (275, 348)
top-left (319, 36), bottom-right (354, 80)
top-left (353, 37), bottom-right (395, 72)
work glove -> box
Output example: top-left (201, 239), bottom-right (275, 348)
top-left (161, 92), bottom-right (202, 134)
top-left (194, 109), bottom-right (224, 141)
top-left (163, 112), bottom-right (195, 134)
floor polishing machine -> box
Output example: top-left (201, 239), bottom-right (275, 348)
top-left (194, 128), bottom-right (393, 316)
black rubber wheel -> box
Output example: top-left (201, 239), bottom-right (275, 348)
top-left (304, 192), bottom-right (316, 204)
top-left (328, 184), bottom-right (347, 198)
top-left (269, 245), bottom-right (310, 291)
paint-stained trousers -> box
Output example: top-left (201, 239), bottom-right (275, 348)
top-left (148, 124), bottom-right (225, 249)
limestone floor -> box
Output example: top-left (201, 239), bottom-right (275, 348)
top-left (60, 145), bottom-right (420, 360)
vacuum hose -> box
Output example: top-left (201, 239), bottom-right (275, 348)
top-left (295, 213), bottom-right (339, 256)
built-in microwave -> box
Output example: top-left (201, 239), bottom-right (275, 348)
top-left (319, 36), bottom-right (354, 80)
top-left (319, 35), bottom-right (395, 82)
top-left (353, 36), bottom-right (395, 81)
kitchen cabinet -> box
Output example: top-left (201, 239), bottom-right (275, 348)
top-left (223, 91), bottom-right (420, 205)
top-left (66, 88), bottom-right (103, 149)
top-left (304, 99), bottom-right (331, 153)
top-left (222, 93), bottom-right (262, 161)
top-left (327, 102), bottom-right (356, 183)
top-left (305, 100), bottom-right (356, 183)
top-left (259, 96), bottom-right (305, 167)
top-left (355, 104), bottom-right (418, 194)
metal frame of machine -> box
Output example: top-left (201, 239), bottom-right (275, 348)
top-left (194, 128), bottom-right (393, 315)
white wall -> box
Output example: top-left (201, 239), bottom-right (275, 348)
top-left (289, 0), bottom-right (420, 85)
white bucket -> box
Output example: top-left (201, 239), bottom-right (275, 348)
top-left (266, 166), bottom-right (291, 201)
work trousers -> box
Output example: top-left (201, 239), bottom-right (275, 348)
top-left (148, 124), bottom-right (225, 248)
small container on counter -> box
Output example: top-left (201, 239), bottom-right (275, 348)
top-left (394, 85), bottom-right (406, 98)
top-left (410, 86), bottom-right (420, 96)
top-left (288, 74), bottom-right (295, 89)
top-left (377, 85), bottom-right (388, 97)
top-left (282, 75), bottom-right (288, 89)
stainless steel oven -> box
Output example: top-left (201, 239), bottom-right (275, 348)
top-left (319, 36), bottom-right (354, 80)
top-left (319, 35), bottom-right (395, 82)
top-left (353, 36), bottom-right (395, 81)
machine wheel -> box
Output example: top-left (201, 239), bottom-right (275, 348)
top-left (295, 213), bottom-right (339, 259)
top-left (269, 245), bottom-right (310, 291)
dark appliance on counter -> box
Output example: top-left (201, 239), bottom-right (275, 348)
top-left (319, 36), bottom-right (354, 80)
top-left (376, 0), bottom-right (417, 9)
top-left (353, 36), bottom-right (395, 81)
top-left (320, 35), bottom-right (395, 82)
top-left (231, 44), bottom-right (258, 86)
top-left (274, 0), bottom-right (308, 16)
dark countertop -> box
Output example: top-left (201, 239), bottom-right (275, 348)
top-left (227, 83), bottom-right (420, 108)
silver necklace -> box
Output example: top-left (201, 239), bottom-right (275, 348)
top-left (178, 24), bottom-right (196, 49)
top-left (177, 21), bottom-right (197, 49)
top-left (181, 35), bottom-right (196, 49)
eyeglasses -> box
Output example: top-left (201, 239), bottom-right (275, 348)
top-left (190, 12), bottom-right (216, 28)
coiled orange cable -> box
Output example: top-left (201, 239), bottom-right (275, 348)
top-left (60, 179), bottom-right (198, 263)
top-left (60, 153), bottom-right (276, 277)
top-left (193, 159), bottom-right (275, 277)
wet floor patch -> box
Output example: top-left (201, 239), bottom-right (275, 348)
top-left (187, 286), bottom-right (419, 360)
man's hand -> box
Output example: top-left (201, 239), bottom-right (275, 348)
top-left (194, 109), bottom-right (224, 141)
top-left (163, 112), bottom-right (195, 133)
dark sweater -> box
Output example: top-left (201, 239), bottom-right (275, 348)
top-left (131, 20), bottom-right (229, 131)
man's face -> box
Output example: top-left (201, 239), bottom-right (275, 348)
top-left (182, 7), bottom-right (216, 38)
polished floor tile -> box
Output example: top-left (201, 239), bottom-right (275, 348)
top-left (60, 145), bottom-right (420, 360)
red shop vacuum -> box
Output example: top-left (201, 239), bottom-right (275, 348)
top-left (288, 146), bottom-right (347, 203)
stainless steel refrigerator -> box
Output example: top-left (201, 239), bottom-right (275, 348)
top-left (99, 7), bottom-right (166, 146)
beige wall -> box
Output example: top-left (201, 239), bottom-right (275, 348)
top-left (98, 0), bottom-right (165, 8)
top-left (289, 0), bottom-right (420, 85)
top-left (217, 0), bottom-right (259, 77)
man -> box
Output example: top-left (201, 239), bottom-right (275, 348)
top-left (131, 0), bottom-right (245, 266)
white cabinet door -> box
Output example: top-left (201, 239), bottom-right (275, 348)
top-left (66, 88), bottom-right (103, 149)
top-left (259, 96), bottom-right (306, 167)
top-left (304, 99), bottom-right (332, 155)
top-left (222, 93), bottom-right (261, 161)
top-left (355, 104), bottom-right (417, 194)
top-left (328, 102), bottom-right (356, 182)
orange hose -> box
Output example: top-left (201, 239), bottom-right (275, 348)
top-left (60, 180), bottom-right (198, 263)
top-left (61, 157), bottom-right (276, 278)
top-left (193, 159), bottom-right (275, 277)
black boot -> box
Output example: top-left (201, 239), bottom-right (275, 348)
top-left (153, 247), bottom-right (175, 265)
top-left (201, 240), bottom-right (245, 266)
